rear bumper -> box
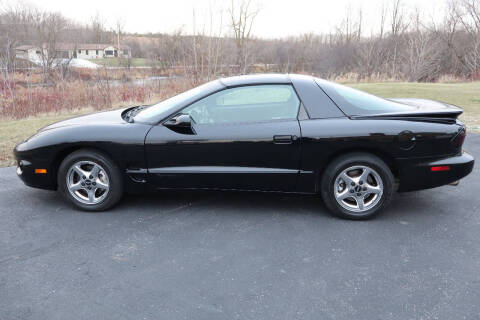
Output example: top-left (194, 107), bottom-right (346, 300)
top-left (398, 151), bottom-right (474, 192)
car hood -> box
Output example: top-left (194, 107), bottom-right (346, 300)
top-left (40, 108), bottom-right (128, 132)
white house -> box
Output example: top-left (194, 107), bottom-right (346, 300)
top-left (15, 43), bottom-right (132, 61)
top-left (15, 45), bottom-right (42, 61)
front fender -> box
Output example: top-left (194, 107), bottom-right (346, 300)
top-left (14, 123), bottom-right (152, 191)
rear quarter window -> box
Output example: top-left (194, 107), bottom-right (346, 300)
top-left (315, 78), bottom-right (416, 116)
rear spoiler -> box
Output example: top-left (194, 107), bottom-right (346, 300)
top-left (351, 114), bottom-right (460, 124)
top-left (385, 98), bottom-right (463, 118)
top-left (351, 98), bottom-right (463, 123)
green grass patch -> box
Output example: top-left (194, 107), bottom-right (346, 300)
top-left (87, 58), bottom-right (152, 67)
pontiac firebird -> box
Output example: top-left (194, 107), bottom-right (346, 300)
top-left (14, 74), bottom-right (474, 219)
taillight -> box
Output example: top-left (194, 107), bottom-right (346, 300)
top-left (431, 166), bottom-right (450, 172)
top-left (452, 127), bottom-right (466, 147)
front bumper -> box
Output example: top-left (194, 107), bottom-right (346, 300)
top-left (398, 151), bottom-right (474, 192)
top-left (14, 145), bottom-right (57, 191)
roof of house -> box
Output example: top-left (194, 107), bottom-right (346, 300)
top-left (54, 43), bottom-right (131, 50)
top-left (15, 45), bottom-right (37, 51)
top-left (15, 43), bottom-right (131, 51)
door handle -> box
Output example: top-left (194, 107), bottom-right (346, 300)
top-left (273, 135), bottom-right (296, 144)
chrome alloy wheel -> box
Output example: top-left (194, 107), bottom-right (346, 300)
top-left (66, 161), bottom-right (110, 205)
top-left (333, 165), bottom-right (384, 213)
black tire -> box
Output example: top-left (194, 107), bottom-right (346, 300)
top-left (57, 149), bottom-right (123, 211)
top-left (320, 153), bottom-right (394, 220)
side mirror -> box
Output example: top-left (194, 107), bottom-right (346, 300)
top-left (163, 114), bottom-right (195, 135)
top-left (164, 114), bottom-right (192, 128)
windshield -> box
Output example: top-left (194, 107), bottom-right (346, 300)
top-left (134, 80), bottom-right (222, 123)
top-left (315, 78), bottom-right (416, 116)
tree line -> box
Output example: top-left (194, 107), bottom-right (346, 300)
top-left (1, 0), bottom-right (480, 83)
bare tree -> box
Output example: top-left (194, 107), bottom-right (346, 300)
top-left (404, 32), bottom-right (442, 81)
top-left (0, 35), bottom-right (17, 113)
top-left (379, 1), bottom-right (388, 39)
top-left (90, 12), bottom-right (106, 43)
top-left (205, 1), bottom-right (225, 80)
top-left (457, 0), bottom-right (480, 35)
top-left (113, 18), bottom-right (127, 67)
top-left (334, 5), bottom-right (363, 45)
top-left (30, 8), bottom-right (69, 80)
top-left (390, 0), bottom-right (409, 36)
top-left (229, 0), bottom-right (258, 73)
top-left (388, 0), bottom-right (409, 79)
top-left (0, 2), bottom-right (32, 71)
top-left (455, 0), bottom-right (480, 75)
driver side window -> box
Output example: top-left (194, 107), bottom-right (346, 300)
top-left (182, 85), bottom-right (300, 124)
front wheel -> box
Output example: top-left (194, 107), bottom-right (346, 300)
top-left (321, 153), bottom-right (394, 220)
top-left (58, 149), bottom-right (123, 211)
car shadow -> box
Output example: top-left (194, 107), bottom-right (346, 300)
top-left (114, 188), bottom-right (440, 221)
top-left (36, 186), bottom-right (443, 221)
top-left (119, 190), bottom-right (326, 217)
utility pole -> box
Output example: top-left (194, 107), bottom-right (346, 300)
top-left (117, 24), bottom-right (120, 61)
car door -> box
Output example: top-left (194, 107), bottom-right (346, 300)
top-left (144, 84), bottom-right (302, 191)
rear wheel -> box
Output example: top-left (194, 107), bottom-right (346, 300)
top-left (58, 149), bottom-right (123, 211)
top-left (321, 153), bottom-right (394, 219)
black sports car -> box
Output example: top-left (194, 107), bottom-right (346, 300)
top-left (14, 74), bottom-right (474, 219)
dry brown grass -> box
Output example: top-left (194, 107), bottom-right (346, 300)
top-left (11, 67), bottom-right (174, 85)
top-left (0, 77), bottom-right (194, 120)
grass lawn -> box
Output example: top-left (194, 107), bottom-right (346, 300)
top-left (1, 82), bottom-right (479, 167)
top-left (87, 58), bottom-right (153, 67)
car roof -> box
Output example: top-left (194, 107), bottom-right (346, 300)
top-left (219, 74), bottom-right (293, 87)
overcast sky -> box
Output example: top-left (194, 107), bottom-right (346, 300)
top-left (20, 0), bottom-right (446, 38)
